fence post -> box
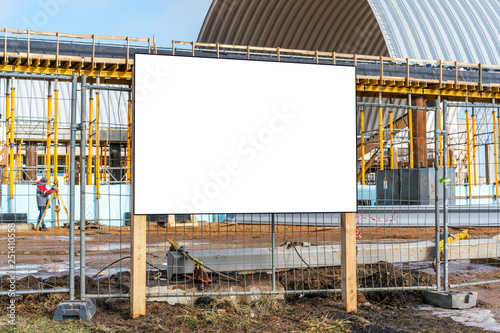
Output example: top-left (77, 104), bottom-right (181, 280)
top-left (271, 213), bottom-right (276, 291)
top-left (434, 102), bottom-right (441, 290)
top-left (69, 74), bottom-right (77, 300)
top-left (131, 214), bottom-right (146, 318)
top-left (442, 100), bottom-right (449, 290)
top-left (130, 80), bottom-right (146, 318)
top-left (80, 75), bottom-right (87, 299)
top-left (341, 212), bottom-right (357, 312)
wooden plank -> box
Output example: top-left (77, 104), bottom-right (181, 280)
top-left (130, 215), bottom-right (146, 318)
top-left (341, 212), bottom-right (357, 313)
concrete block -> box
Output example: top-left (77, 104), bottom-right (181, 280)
top-left (423, 290), bottom-right (477, 309)
top-left (53, 300), bottom-right (96, 321)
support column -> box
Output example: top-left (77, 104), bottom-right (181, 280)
top-left (26, 142), bottom-right (37, 181)
top-left (411, 95), bottom-right (427, 168)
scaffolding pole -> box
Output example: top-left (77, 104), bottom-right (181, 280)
top-left (472, 108), bottom-right (477, 186)
top-left (360, 109), bottom-right (365, 185)
top-left (4, 79), bottom-right (10, 185)
top-left (466, 108), bottom-right (472, 198)
top-left (46, 80), bottom-right (52, 180)
top-left (96, 90), bottom-right (101, 198)
top-left (9, 86), bottom-right (15, 202)
top-left (379, 92), bottom-right (384, 170)
top-left (54, 80), bottom-right (59, 182)
top-left (389, 110), bottom-right (394, 169)
top-left (65, 144), bottom-right (69, 183)
top-left (408, 93), bottom-right (414, 169)
top-left (439, 108), bottom-right (443, 167)
top-left (493, 111), bottom-right (498, 198)
top-left (87, 94), bottom-right (94, 185)
top-left (16, 140), bottom-right (21, 181)
top-left (126, 95), bottom-right (131, 183)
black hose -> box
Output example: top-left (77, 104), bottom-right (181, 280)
top-left (292, 244), bottom-right (337, 278)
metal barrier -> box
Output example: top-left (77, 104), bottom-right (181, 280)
top-left (0, 43), bottom-right (498, 318)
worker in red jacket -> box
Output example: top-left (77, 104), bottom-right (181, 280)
top-left (36, 177), bottom-right (54, 230)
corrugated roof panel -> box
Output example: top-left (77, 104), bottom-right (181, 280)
top-left (367, 0), bottom-right (500, 64)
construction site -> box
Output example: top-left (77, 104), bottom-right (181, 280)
top-left (0, 0), bottom-right (499, 331)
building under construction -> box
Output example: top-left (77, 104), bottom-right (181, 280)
top-left (0, 0), bottom-right (499, 315)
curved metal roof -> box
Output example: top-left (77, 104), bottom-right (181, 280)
top-left (198, 0), bottom-right (389, 56)
top-left (198, 0), bottom-right (500, 64)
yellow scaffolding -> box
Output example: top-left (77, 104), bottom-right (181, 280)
top-left (465, 109), bottom-right (472, 197)
top-left (9, 87), bottom-right (15, 198)
top-left (87, 95), bottom-right (94, 185)
top-left (360, 109), bottom-right (365, 185)
top-left (379, 93), bottom-right (384, 170)
top-left (54, 82), bottom-right (59, 183)
top-left (472, 110), bottom-right (477, 186)
top-left (389, 111), bottom-right (394, 169)
top-left (95, 91), bottom-right (101, 198)
top-left (408, 94), bottom-right (414, 169)
top-left (4, 83), bottom-right (10, 185)
top-left (126, 97), bottom-right (131, 183)
top-left (45, 81), bottom-right (52, 180)
top-left (493, 111), bottom-right (498, 198)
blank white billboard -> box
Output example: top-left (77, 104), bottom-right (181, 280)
top-left (134, 54), bottom-right (356, 214)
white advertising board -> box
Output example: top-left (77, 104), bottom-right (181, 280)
top-left (134, 54), bottom-right (356, 214)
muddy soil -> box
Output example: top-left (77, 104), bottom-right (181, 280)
top-left (0, 224), bottom-right (495, 277)
top-left (0, 289), bottom-right (489, 332)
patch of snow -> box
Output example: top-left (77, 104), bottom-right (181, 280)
top-left (412, 305), bottom-right (500, 332)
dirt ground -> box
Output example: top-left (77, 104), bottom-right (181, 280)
top-left (0, 224), bottom-right (499, 331)
top-left (0, 284), bottom-right (498, 332)
top-left (1, 223), bottom-right (497, 269)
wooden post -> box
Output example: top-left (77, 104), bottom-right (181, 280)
top-left (130, 214), bottom-right (146, 318)
top-left (411, 95), bottom-right (427, 168)
top-left (26, 141), bottom-right (37, 181)
top-left (130, 79), bottom-right (146, 319)
top-left (341, 212), bottom-right (357, 313)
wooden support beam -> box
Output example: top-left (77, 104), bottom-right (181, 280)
top-left (411, 95), bottom-right (428, 168)
top-left (130, 214), bottom-right (146, 318)
top-left (341, 212), bottom-right (357, 313)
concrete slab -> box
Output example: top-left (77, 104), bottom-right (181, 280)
top-left (423, 290), bottom-right (477, 309)
top-left (147, 280), bottom-right (283, 304)
top-left (162, 235), bottom-right (500, 276)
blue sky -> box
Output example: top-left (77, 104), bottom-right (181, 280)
top-left (3, 0), bottom-right (212, 46)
